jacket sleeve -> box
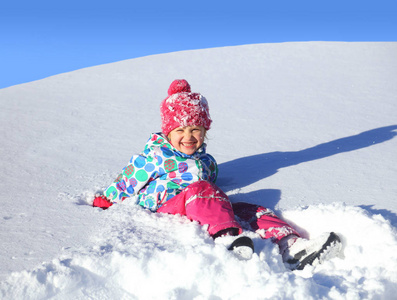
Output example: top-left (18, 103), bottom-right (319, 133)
top-left (104, 151), bottom-right (159, 204)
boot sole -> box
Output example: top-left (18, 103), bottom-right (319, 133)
top-left (296, 232), bottom-right (342, 270)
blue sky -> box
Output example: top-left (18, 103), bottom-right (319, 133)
top-left (1, 0), bottom-right (396, 89)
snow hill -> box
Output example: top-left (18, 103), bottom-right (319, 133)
top-left (1, 42), bottom-right (397, 299)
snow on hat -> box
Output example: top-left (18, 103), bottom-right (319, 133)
top-left (160, 79), bottom-right (212, 136)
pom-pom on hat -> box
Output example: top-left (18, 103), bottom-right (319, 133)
top-left (160, 79), bottom-right (212, 136)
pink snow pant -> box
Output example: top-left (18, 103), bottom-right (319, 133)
top-left (157, 181), bottom-right (299, 242)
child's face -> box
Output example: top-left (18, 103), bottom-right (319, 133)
top-left (168, 126), bottom-right (206, 155)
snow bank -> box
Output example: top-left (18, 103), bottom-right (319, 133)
top-left (1, 202), bottom-right (397, 299)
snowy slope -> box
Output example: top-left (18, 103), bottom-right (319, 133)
top-left (1, 42), bottom-right (397, 299)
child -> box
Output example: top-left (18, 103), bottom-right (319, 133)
top-left (93, 79), bottom-right (342, 270)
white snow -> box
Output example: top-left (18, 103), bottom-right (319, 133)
top-left (1, 42), bottom-right (397, 299)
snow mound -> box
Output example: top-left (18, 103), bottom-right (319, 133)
top-left (1, 42), bottom-right (397, 299)
top-left (1, 202), bottom-right (397, 299)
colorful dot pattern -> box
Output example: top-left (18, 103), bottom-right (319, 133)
top-left (104, 132), bottom-right (218, 211)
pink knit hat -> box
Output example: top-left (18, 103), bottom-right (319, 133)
top-left (160, 79), bottom-right (212, 136)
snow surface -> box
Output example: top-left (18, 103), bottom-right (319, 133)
top-left (1, 42), bottom-right (397, 299)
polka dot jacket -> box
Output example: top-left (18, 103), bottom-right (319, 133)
top-left (104, 132), bottom-right (218, 211)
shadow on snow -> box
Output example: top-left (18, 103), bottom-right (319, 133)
top-left (218, 125), bottom-right (397, 225)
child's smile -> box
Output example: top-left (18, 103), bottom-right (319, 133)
top-left (168, 126), bottom-right (206, 155)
